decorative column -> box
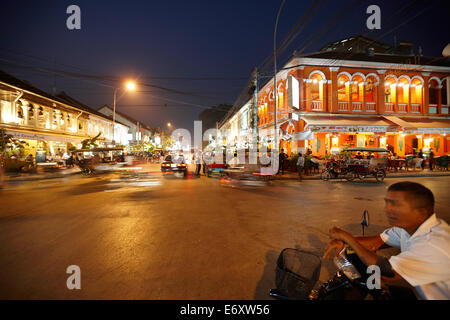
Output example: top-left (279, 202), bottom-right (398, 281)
top-left (422, 72), bottom-right (430, 115)
top-left (304, 80), bottom-right (311, 112)
top-left (34, 105), bottom-right (39, 128)
top-left (329, 67), bottom-right (339, 113)
top-left (446, 76), bottom-right (450, 106)
top-left (377, 70), bottom-right (386, 113)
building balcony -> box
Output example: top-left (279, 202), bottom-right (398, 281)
top-left (338, 101), bottom-right (348, 111)
top-left (442, 105), bottom-right (449, 115)
top-left (352, 101), bottom-right (362, 112)
top-left (311, 100), bottom-right (323, 111)
top-left (398, 103), bottom-right (408, 113)
top-left (365, 102), bottom-right (376, 112)
top-left (429, 104), bottom-right (437, 114)
top-left (385, 102), bottom-right (394, 112)
top-left (411, 103), bottom-right (421, 113)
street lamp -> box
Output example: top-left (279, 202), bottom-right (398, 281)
top-left (273, 0), bottom-right (286, 162)
top-left (112, 80), bottom-right (136, 144)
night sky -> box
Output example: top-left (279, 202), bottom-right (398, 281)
top-left (1, 0), bottom-right (448, 132)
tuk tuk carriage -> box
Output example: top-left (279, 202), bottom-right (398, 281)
top-left (345, 147), bottom-right (389, 182)
top-left (73, 147), bottom-right (126, 175)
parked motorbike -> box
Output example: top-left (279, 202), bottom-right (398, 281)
top-left (320, 160), bottom-right (356, 181)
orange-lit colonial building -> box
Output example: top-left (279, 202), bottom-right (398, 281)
top-left (221, 36), bottom-right (450, 158)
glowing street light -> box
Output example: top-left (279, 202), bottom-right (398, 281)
top-left (112, 80), bottom-right (137, 144)
top-left (125, 80), bottom-right (136, 91)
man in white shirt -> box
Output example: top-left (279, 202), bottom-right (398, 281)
top-left (296, 153), bottom-right (305, 181)
top-left (324, 181), bottom-right (450, 300)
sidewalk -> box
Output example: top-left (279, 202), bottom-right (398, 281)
top-left (273, 169), bottom-right (450, 180)
top-left (4, 165), bottom-right (449, 183)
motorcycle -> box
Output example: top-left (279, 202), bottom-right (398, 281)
top-left (269, 211), bottom-right (417, 300)
top-left (320, 160), bottom-right (356, 181)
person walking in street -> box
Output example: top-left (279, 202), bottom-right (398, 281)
top-left (278, 148), bottom-right (287, 175)
top-left (296, 152), bottom-right (305, 181)
top-left (194, 149), bottom-right (202, 176)
top-left (429, 149), bottom-right (434, 171)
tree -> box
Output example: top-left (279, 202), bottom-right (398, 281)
top-left (81, 132), bottom-right (101, 149)
top-left (0, 128), bottom-right (28, 165)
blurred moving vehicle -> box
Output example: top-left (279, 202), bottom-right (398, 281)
top-left (73, 147), bottom-right (126, 175)
top-left (160, 154), bottom-right (187, 177)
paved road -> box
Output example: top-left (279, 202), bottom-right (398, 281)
top-left (0, 165), bottom-right (449, 299)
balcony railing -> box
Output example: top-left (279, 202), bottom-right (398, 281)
top-left (366, 102), bottom-right (376, 112)
top-left (442, 105), bottom-right (449, 115)
top-left (428, 104), bottom-right (437, 114)
top-left (411, 103), bottom-right (421, 113)
top-left (338, 101), bottom-right (348, 111)
top-left (398, 103), bottom-right (407, 113)
top-left (352, 101), bottom-right (362, 112)
top-left (385, 102), bottom-right (394, 112)
top-left (311, 100), bottom-right (323, 111)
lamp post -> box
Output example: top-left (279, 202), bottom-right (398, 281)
top-left (273, 0), bottom-right (285, 169)
top-left (112, 80), bottom-right (136, 145)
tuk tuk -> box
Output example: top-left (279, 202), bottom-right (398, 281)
top-left (345, 147), bottom-right (389, 182)
top-left (73, 147), bottom-right (126, 175)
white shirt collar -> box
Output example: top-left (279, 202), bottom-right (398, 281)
top-left (410, 213), bottom-right (440, 239)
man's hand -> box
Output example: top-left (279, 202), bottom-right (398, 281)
top-left (323, 239), bottom-right (345, 259)
top-left (329, 227), bottom-right (353, 243)
top-left (326, 227), bottom-right (379, 267)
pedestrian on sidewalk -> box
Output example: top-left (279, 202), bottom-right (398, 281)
top-left (429, 149), bottom-right (434, 171)
top-left (296, 152), bottom-right (305, 181)
top-left (278, 149), bottom-right (287, 175)
top-left (418, 149), bottom-right (425, 170)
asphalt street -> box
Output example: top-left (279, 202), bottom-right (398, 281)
top-left (0, 165), bottom-right (449, 299)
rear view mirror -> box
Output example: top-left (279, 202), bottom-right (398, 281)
top-left (361, 210), bottom-right (369, 235)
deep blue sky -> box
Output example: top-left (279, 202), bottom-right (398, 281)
top-left (0, 0), bottom-right (448, 131)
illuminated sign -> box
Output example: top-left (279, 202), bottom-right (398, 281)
top-left (287, 75), bottom-right (299, 109)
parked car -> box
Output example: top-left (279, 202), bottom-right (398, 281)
top-left (161, 154), bottom-right (187, 177)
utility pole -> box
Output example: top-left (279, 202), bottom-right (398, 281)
top-left (273, 0), bottom-right (286, 164)
top-left (252, 67), bottom-right (259, 147)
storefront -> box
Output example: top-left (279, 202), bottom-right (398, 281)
top-left (5, 129), bottom-right (83, 161)
top-left (292, 116), bottom-right (397, 156)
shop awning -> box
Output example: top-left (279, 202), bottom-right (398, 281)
top-left (5, 129), bottom-right (84, 143)
top-left (302, 116), bottom-right (399, 133)
top-left (382, 116), bottom-right (450, 134)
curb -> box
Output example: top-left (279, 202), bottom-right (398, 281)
top-left (273, 173), bottom-right (450, 181)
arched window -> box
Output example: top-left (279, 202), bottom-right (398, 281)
top-left (337, 74), bottom-right (350, 102)
top-left (310, 73), bottom-right (324, 101)
top-left (410, 77), bottom-right (423, 104)
top-left (397, 76), bottom-right (410, 104)
top-left (277, 82), bottom-right (285, 108)
top-left (351, 74), bottom-right (364, 103)
top-left (441, 78), bottom-right (448, 106)
top-left (365, 75), bottom-right (377, 102)
top-left (428, 79), bottom-right (439, 105)
top-left (384, 76), bottom-right (397, 103)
